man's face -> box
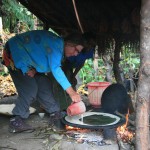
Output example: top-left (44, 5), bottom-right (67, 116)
top-left (64, 43), bottom-right (84, 57)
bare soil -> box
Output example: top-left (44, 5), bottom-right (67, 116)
top-left (0, 100), bottom-right (119, 150)
top-left (0, 113), bottom-right (49, 150)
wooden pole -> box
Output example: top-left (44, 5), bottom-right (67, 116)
top-left (0, 17), bottom-right (2, 35)
top-left (136, 0), bottom-right (150, 149)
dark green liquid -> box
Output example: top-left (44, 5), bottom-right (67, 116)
top-left (79, 114), bottom-right (116, 125)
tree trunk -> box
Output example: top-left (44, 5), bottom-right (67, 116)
top-left (102, 54), bottom-right (113, 82)
top-left (136, 0), bottom-right (150, 149)
top-left (113, 39), bottom-right (124, 84)
top-left (0, 17), bottom-right (2, 35)
top-left (93, 58), bottom-right (98, 78)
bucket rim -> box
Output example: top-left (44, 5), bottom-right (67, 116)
top-left (87, 82), bottom-right (111, 87)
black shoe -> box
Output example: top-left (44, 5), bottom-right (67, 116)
top-left (53, 119), bottom-right (66, 131)
top-left (49, 111), bottom-right (66, 131)
top-left (9, 116), bottom-right (34, 133)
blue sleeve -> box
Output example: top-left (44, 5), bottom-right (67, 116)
top-left (67, 48), bottom-right (94, 68)
top-left (84, 48), bottom-right (94, 59)
top-left (48, 39), bottom-right (71, 90)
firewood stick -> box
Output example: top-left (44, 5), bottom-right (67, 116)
top-left (115, 111), bottom-right (135, 126)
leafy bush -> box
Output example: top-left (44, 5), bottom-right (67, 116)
top-left (79, 59), bottom-right (106, 84)
top-left (79, 52), bottom-right (140, 84)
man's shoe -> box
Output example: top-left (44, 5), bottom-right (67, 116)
top-left (49, 111), bottom-right (66, 131)
top-left (52, 119), bottom-right (66, 131)
top-left (9, 116), bottom-right (34, 133)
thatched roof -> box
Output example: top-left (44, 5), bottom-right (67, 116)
top-left (18, 0), bottom-right (141, 53)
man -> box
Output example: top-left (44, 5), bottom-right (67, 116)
top-left (62, 48), bottom-right (95, 89)
top-left (62, 32), bottom-right (96, 89)
top-left (2, 30), bottom-right (95, 133)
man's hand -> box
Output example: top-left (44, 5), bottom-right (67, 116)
top-left (27, 68), bottom-right (37, 77)
top-left (70, 93), bottom-right (81, 102)
top-left (66, 86), bottom-right (81, 102)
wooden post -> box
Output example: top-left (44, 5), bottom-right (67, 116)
top-left (0, 17), bottom-right (2, 35)
top-left (113, 40), bottom-right (124, 84)
top-left (93, 47), bottom-right (99, 78)
top-left (136, 0), bottom-right (150, 149)
top-left (0, 17), bottom-right (3, 71)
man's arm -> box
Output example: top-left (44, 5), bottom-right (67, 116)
top-left (66, 86), bottom-right (81, 102)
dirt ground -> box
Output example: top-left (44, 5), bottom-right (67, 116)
top-left (0, 112), bottom-right (120, 150)
top-left (0, 112), bottom-right (50, 150)
top-left (0, 95), bottom-right (121, 150)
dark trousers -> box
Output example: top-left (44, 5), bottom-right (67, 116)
top-left (9, 69), bottom-right (60, 118)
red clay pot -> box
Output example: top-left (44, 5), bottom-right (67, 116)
top-left (67, 101), bottom-right (86, 116)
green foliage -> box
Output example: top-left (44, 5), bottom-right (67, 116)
top-left (1, 0), bottom-right (35, 31)
top-left (79, 48), bottom-right (140, 84)
top-left (120, 46), bottom-right (140, 78)
top-left (0, 70), bottom-right (8, 76)
top-left (79, 59), bottom-right (106, 84)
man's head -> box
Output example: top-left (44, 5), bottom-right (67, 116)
top-left (64, 32), bottom-right (96, 57)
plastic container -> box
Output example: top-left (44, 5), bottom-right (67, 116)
top-left (87, 82), bottom-right (111, 108)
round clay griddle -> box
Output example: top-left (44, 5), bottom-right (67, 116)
top-left (62, 112), bottom-right (126, 129)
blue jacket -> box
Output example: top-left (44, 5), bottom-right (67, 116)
top-left (8, 30), bottom-right (71, 90)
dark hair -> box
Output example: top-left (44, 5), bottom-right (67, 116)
top-left (64, 32), bottom-right (85, 45)
top-left (64, 32), bottom-right (96, 52)
top-left (82, 32), bottom-right (96, 52)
